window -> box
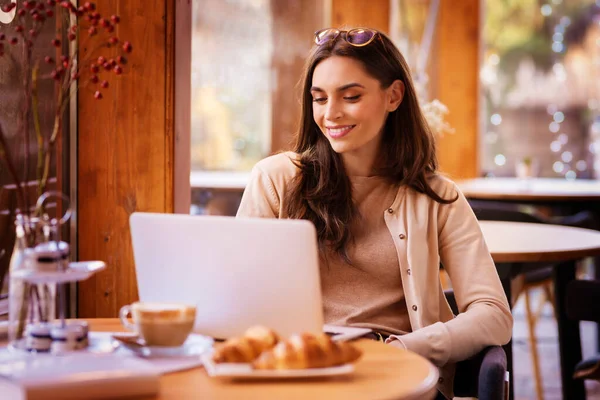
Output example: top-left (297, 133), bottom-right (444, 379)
top-left (480, 0), bottom-right (600, 179)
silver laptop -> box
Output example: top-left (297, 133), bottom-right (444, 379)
top-left (129, 212), bottom-right (370, 340)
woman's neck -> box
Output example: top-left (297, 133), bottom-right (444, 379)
top-left (341, 138), bottom-right (382, 177)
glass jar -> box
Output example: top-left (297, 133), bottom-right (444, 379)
top-left (7, 214), bottom-right (57, 350)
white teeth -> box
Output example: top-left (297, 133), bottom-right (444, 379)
top-left (329, 126), bottom-right (353, 134)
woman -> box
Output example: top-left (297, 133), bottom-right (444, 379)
top-left (237, 27), bottom-right (512, 399)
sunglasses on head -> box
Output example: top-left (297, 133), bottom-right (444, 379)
top-left (314, 28), bottom-right (378, 47)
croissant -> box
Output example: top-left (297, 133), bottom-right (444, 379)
top-left (211, 325), bottom-right (280, 363)
top-left (252, 332), bottom-right (362, 369)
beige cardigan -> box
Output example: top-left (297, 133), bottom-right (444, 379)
top-left (236, 152), bottom-right (513, 398)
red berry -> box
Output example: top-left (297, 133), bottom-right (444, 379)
top-left (51, 38), bottom-right (60, 47)
top-left (106, 25), bottom-right (114, 33)
top-left (29, 29), bottom-right (37, 37)
top-left (0, 34), bottom-right (5, 41)
top-left (15, 25), bottom-right (24, 33)
top-left (100, 80), bottom-right (109, 88)
top-left (111, 15), bottom-right (120, 24)
top-left (113, 65), bottom-right (123, 75)
top-left (46, 9), bottom-right (53, 17)
top-left (103, 62), bottom-right (111, 70)
top-left (88, 27), bottom-right (97, 36)
top-left (60, 1), bottom-right (70, 8)
top-left (26, 40), bottom-right (33, 48)
top-left (89, 65), bottom-right (98, 73)
top-left (108, 36), bottom-right (119, 45)
top-left (51, 70), bottom-right (61, 80)
top-left (122, 42), bottom-right (132, 53)
top-left (70, 25), bottom-right (78, 33)
top-left (97, 56), bottom-right (106, 65)
top-left (90, 75), bottom-right (99, 83)
top-left (33, 13), bottom-right (44, 22)
top-left (84, 1), bottom-right (95, 11)
top-left (91, 11), bottom-right (100, 19)
top-left (68, 33), bottom-right (76, 41)
top-left (44, 56), bottom-right (54, 64)
top-left (23, 1), bottom-right (34, 10)
top-left (94, 90), bottom-right (102, 99)
top-left (99, 18), bottom-right (109, 27)
top-left (116, 55), bottom-right (127, 65)
top-left (9, 37), bottom-right (18, 45)
top-left (1, 3), bottom-right (16, 12)
top-left (17, 9), bottom-right (26, 17)
top-left (37, 2), bottom-right (45, 10)
top-left (46, 0), bottom-right (56, 6)
top-left (62, 61), bottom-right (68, 68)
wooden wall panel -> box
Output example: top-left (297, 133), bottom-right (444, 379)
top-left (331, 0), bottom-right (390, 33)
top-left (434, 0), bottom-right (480, 179)
top-left (77, 0), bottom-right (175, 317)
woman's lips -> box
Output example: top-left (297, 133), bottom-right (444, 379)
top-left (327, 125), bottom-right (356, 139)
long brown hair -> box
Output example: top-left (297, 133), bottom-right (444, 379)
top-left (284, 29), bottom-right (456, 261)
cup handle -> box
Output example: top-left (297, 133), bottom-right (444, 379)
top-left (119, 305), bottom-right (136, 331)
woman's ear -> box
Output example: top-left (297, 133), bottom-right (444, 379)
top-left (386, 80), bottom-right (405, 112)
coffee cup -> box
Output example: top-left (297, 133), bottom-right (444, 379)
top-left (119, 302), bottom-right (196, 347)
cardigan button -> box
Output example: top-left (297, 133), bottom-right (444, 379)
top-left (399, 233), bottom-right (406, 239)
top-left (412, 305), bottom-right (418, 311)
top-left (387, 208), bottom-right (393, 213)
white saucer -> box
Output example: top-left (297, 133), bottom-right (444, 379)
top-left (112, 333), bottom-right (213, 359)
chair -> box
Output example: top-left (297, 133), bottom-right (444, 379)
top-left (445, 289), bottom-right (508, 400)
top-left (566, 280), bottom-right (600, 381)
top-left (468, 199), bottom-right (596, 400)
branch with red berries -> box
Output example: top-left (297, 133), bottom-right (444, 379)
top-left (0, 0), bottom-right (133, 212)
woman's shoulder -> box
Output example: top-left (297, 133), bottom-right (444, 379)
top-left (403, 173), bottom-right (460, 202)
top-left (426, 173), bottom-right (459, 196)
top-left (252, 151), bottom-right (300, 186)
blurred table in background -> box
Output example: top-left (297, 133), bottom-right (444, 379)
top-left (457, 177), bottom-right (600, 203)
top-left (190, 171), bottom-right (249, 216)
top-left (480, 220), bottom-right (600, 400)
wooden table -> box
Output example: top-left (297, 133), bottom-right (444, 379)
top-left (89, 319), bottom-right (439, 400)
top-left (479, 220), bottom-right (600, 400)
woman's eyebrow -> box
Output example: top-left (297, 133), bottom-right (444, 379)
top-left (310, 83), bottom-right (366, 93)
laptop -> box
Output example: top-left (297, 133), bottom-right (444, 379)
top-left (129, 212), bottom-right (370, 341)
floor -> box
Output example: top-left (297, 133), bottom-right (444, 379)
top-left (512, 289), bottom-right (600, 399)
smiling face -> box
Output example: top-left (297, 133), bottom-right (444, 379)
top-left (310, 56), bottom-right (404, 173)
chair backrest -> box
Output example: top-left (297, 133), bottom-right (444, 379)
top-left (445, 289), bottom-right (508, 400)
top-left (469, 200), bottom-right (546, 224)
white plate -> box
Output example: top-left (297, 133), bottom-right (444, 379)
top-left (201, 353), bottom-right (355, 380)
top-left (10, 261), bottom-right (106, 284)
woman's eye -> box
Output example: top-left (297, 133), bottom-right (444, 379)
top-left (313, 98), bottom-right (327, 104)
top-left (344, 95), bottom-right (361, 101)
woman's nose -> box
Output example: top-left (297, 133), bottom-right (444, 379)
top-left (324, 100), bottom-right (343, 121)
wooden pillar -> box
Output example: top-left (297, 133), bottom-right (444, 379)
top-left (270, 0), bottom-right (325, 153)
top-left (331, 0), bottom-right (390, 33)
top-left (77, 0), bottom-right (179, 317)
top-left (434, 0), bottom-right (480, 179)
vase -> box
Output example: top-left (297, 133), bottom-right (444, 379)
top-left (7, 214), bottom-right (58, 349)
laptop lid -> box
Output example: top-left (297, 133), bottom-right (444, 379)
top-left (129, 212), bottom-right (324, 339)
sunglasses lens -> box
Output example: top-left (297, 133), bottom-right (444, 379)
top-left (315, 29), bottom-right (338, 45)
top-left (347, 29), bottom-right (375, 45)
